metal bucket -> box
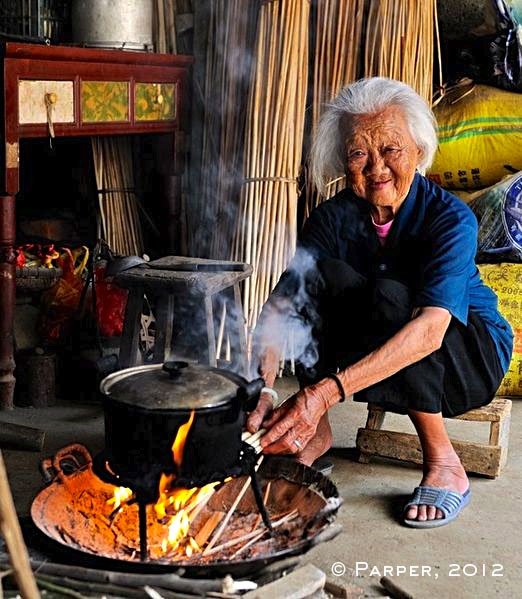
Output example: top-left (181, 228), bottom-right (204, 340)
top-left (71, 0), bottom-right (153, 51)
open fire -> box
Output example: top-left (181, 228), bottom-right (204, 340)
top-left (106, 409), bottom-right (225, 560)
top-left (31, 444), bottom-right (340, 569)
top-left (31, 364), bottom-right (341, 571)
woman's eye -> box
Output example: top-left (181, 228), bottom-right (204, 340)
top-left (349, 151), bottom-right (365, 159)
top-left (384, 147), bottom-right (400, 154)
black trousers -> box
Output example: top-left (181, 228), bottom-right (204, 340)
top-left (296, 260), bottom-right (504, 417)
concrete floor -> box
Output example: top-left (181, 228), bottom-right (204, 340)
top-left (1, 379), bottom-right (521, 598)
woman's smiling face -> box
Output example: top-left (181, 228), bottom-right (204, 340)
top-left (344, 106), bottom-right (422, 216)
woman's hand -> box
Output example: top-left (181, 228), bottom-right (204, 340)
top-left (246, 345), bottom-right (280, 433)
top-left (246, 390), bottom-right (275, 433)
top-left (260, 381), bottom-right (334, 455)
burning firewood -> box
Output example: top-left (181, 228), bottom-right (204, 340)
top-left (194, 511), bottom-right (225, 547)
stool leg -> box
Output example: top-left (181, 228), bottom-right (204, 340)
top-left (489, 414), bottom-right (511, 471)
top-left (153, 295), bottom-right (175, 363)
top-left (204, 296), bottom-right (217, 367)
top-left (358, 405), bottom-right (386, 463)
top-left (233, 284), bottom-right (248, 375)
top-left (366, 406), bottom-right (386, 430)
top-left (119, 288), bottom-right (144, 368)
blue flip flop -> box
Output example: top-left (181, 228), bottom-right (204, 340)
top-left (402, 486), bottom-right (471, 528)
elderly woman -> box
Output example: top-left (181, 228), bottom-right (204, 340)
top-left (247, 77), bottom-right (513, 528)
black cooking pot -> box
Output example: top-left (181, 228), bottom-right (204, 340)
top-left (96, 361), bottom-right (264, 502)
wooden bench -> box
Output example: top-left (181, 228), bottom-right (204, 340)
top-left (355, 397), bottom-right (512, 478)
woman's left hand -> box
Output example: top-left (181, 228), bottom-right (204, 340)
top-left (260, 382), bottom-right (332, 454)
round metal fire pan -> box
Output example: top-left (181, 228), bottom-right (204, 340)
top-left (30, 453), bottom-right (343, 578)
top-left (26, 513), bottom-right (342, 579)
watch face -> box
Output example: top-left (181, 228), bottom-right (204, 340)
top-left (503, 175), bottom-right (522, 252)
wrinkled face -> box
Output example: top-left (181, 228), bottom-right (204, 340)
top-left (344, 106), bottom-right (422, 214)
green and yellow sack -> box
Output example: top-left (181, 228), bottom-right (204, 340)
top-left (428, 84), bottom-right (522, 189)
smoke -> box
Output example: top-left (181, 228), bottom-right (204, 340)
top-left (249, 246), bottom-right (322, 379)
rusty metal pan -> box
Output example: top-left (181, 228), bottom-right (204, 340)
top-left (30, 445), bottom-right (342, 578)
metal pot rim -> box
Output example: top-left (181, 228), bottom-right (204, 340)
top-left (99, 363), bottom-right (241, 411)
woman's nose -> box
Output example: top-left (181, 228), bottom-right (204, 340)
top-left (363, 152), bottom-right (387, 175)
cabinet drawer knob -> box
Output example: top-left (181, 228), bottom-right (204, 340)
top-left (45, 92), bottom-right (58, 104)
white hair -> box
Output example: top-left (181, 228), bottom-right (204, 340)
top-left (310, 77), bottom-right (438, 196)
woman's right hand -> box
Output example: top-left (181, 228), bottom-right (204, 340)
top-left (247, 345), bottom-right (280, 432)
top-left (246, 390), bottom-right (275, 433)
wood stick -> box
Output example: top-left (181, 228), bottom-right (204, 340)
top-left (37, 573), bottom-right (164, 599)
top-left (0, 421), bottom-right (45, 452)
top-left (242, 429), bottom-right (265, 444)
top-left (230, 528), bottom-right (266, 558)
top-left (203, 509), bottom-right (299, 557)
top-left (36, 576), bottom-right (85, 599)
top-left (194, 511), bottom-right (225, 547)
top-left (215, 300), bottom-right (227, 360)
top-left (203, 456), bottom-right (264, 554)
top-left (3, 558), bottom-right (234, 594)
top-left (0, 452), bottom-right (39, 599)
top-left (380, 576), bottom-right (415, 599)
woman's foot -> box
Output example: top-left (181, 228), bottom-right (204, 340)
top-left (405, 454), bottom-right (469, 522)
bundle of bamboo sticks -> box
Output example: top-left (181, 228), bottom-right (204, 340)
top-left (153, 0), bottom-right (178, 54)
top-left (364, 0), bottom-right (441, 103)
top-left (92, 137), bottom-right (144, 257)
top-left (304, 0), bottom-right (366, 217)
top-left (233, 0), bottom-right (309, 339)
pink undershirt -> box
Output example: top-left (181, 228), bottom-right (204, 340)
top-left (371, 217), bottom-right (394, 245)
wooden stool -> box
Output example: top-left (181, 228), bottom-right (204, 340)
top-left (115, 256), bottom-right (252, 374)
top-left (355, 397), bottom-right (512, 478)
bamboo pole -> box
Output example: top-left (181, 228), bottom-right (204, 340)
top-left (0, 452), bottom-right (40, 599)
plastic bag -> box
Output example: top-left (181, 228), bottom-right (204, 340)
top-left (94, 263), bottom-right (128, 337)
top-left (466, 172), bottom-right (522, 262)
top-left (440, 0), bottom-right (522, 91)
top-left (40, 247), bottom-right (89, 343)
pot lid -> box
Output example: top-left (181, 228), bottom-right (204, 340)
top-left (100, 361), bottom-right (241, 410)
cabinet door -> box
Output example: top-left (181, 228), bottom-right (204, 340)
top-left (135, 83), bottom-right (176, 121)
top-left (81, 81), bottom-right (130, 123)
top-left (18, 80), bottom-right (74, 124)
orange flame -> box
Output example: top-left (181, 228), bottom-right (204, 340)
top-left (172, 410), bottom-right (195, 468)
top-left (106, 486), bottom-right (133, 509)
top-left (107, 409), bottom-right (223, 558)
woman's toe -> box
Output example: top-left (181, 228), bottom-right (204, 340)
top-left (406, 505), bottom-right (418, 520)
top-left (417, 505), bottom-right (428, 521)
top-left (427, 505), bottom-right (437, 520)
top-left (436, 508), bottom-right (444, 519)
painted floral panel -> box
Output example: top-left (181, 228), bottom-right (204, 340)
top-left (81, 81), bottom-right (129, 123)
top-left (135, 83), bottom-right (176, 121)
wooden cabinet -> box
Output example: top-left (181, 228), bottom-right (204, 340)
top-left (0, 42), bottom-right (192, 409)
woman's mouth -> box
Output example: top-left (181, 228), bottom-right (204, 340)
top-left (369, 179), bottom-right (392, 190)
